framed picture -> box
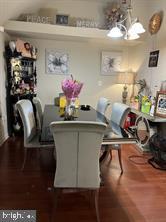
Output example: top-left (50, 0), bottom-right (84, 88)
top-left (45, 50), bottom-right (69, 75)
top-left (15, 39), bottom-right (37, 59)
top-left (148, 50), bottom-right (159, 67)
top-left (56, 14), bottom-right (69, 25)
top-left (101, 51), bottom-right (122, 75)
top-left (155, 91), bottom-right (166, 118)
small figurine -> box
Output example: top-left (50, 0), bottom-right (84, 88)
top-left (136, 79), bottom-right (147, 95)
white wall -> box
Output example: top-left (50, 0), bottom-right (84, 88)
top-left (0, 0), bottom-right (46, 25)
top-left (28, 0), bottom-right (153, 109)
top-left (24, 37), bottom-right (129, 111)
top-left (43, 0), bottom-right (108, 28)
top-left (130, 0), bottom-right (166, 97)
top-left (20, 0), bottom-right (139, 112)
top-left (2, 0), bottom-right (165, 139)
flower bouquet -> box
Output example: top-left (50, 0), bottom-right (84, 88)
top-left (61, 75), bottom-right (83, 117)
top-left (62, 75), bottom-right (83, 100)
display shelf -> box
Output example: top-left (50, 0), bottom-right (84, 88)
top-left (131, 108), bottom-right (166, 123)
top-left (4, 20), bottom-right (143, 46)
top-left (5, 45), bottom-right (37, 136)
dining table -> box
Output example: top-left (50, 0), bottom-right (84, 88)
top-left (40, 105), bottom-right (137, 150)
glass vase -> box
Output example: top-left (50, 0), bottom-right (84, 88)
top-left (65, 98), bottom-right (76, 119)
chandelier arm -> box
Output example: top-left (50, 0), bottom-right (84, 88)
top-left (127, 6), bottom-right (133, 26)
top-left (117, 23), bottom-right (127, 35)
top-left (116, 17), bottom-right (127, 25)
top-left (115, 0), bottom-right (134, 28)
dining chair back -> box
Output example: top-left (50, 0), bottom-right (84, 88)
top-left (16, 99), bottom-right (36, 146)
top-left (111, 102), bottom-right (131, 127)
top-left (16, 99), bottom-right (53, 170)
top-left (104, 102), bottom-right (131, 174)
top-left (96, 97), bottom-right (110, 115)
top-left (33, 97), bottom-right (43, 130)
top-left (50, 121), bottom-right (107, 222)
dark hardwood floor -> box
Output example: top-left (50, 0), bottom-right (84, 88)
top-left (0, 137), bottom-right (166, 222)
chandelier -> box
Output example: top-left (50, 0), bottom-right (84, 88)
top-left (107, 0), bottom-right (145, 40)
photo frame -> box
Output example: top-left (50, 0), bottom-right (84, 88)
top-left (45, 50), bottom-right (69, 75)
top-left (148, 50), bottom-right (159, 67)
top-left (15, 39), bottom-right (37, 59)
top-left (56, 14), bottom-right (69, 25)
top-left (101, 51), bottom-right (122, 75)
top-left (155, 91), bottom-right (166, 118)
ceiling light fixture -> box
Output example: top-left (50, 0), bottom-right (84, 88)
top-left (107, 0), bottom-right (145, 40)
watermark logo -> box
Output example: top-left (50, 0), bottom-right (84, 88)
top-left (0, 210), bottom-right (36, 222)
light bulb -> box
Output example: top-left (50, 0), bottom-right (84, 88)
top-left (129, 22), bottom-right (145, 34)
top-left (107, 26), bottom-right (123, 38)
top-left (124, 32), bottom-right (140, 40)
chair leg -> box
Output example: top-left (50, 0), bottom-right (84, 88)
top-left (21, 148), bottom-right (28, 171)
top-left (118, 148), bottom-right (123, 174)
top-left (99, 146), bottom-right (109, 164)
top-left (94, 189), bottom-right (100, 222)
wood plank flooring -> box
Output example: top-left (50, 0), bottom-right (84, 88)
top-left (0, 137), bottom-right (166, 222)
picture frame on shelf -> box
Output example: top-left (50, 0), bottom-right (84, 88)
top-left (148, 50), bottom-right (159, 67)
top-left (56, 14), bottom-right (69, 25)
top-left (45, 50), bottom-right (69, 75)
top-left (101, 51), bottom-right (122, 75)
top-left (155, 91), bottom-right (166, 118)
top-left (15, 39), bottom-right (37, 59)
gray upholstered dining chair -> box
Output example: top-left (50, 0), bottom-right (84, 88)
top-left (105, 102), bottom-right (131, 174)
top-left (96, 97), bottom-right (110, 115)
top-left (50, 121), bottom-right (107, 222)
top-left (32, 97), bottom-right (43, 131)
top-left (16, 99), bottom-right (53, 170)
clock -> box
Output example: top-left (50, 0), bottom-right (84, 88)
top-left (46, 50), bottom-right (69, 75)
top-left (149, 12), bottom-right (163, 35)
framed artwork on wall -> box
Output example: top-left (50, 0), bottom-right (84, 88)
top-left (56, 14), bottom-right (69, 25)
top-left (45, 50), bottom-right (69, 75)
top-left (155, 91), bottom-right (166, 117)
top-left (148, 50), bottom-right (159, 67)
top-left (101, 51), bottom-right (122, 75)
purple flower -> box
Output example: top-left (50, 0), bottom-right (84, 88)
top-left (61, 76), bottom-right (83, 100)
top-left (73, 82), bottom-right (83, 98)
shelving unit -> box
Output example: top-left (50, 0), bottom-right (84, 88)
top-left (5, 45), bottom-right (37, 136)
top-left (4, 20), bottom-right (143, 46)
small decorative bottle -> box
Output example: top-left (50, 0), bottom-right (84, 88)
top-left (150, 96), bottom-right (156, 116)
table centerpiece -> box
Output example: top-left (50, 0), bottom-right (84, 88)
top-left (61, 75), bottom-right (83, 118)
